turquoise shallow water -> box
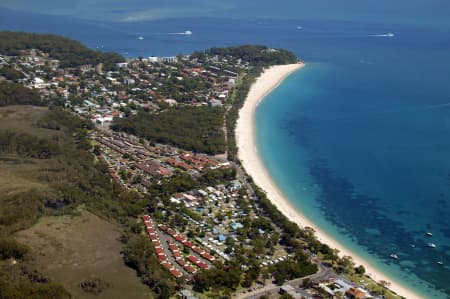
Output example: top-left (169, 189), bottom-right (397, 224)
top-left (2, 5), bottom-right (450, 297)
top-left (256, 63), bottom-right (450, 298)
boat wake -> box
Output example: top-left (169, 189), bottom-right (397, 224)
top-left (135, 31), bottom-right (193, 37)
top-left (420, 102), bottom-right (450, 110)
top-left (369, 32), bottom-right (395, 37)
top-left (167, 30), bottom-right (193, 36)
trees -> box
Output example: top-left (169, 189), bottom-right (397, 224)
top-left (0, 131), bottom-right (61, 159)
top-left (200, 167), bottom-right (236, 185)
top-left (0, 66), bottom-right (24, 81)
top-left (0, 32), bottom-right (124, 70)
top-left (0, 238), bottom-right (29, 260)
top-left (0, 81), bottom-right (43, 106)
top-left (112, 107), bottom-right (226, 154)
top-left (206, 45), bottom-right (298, 67)
top-left (0, 107), bottom-right (177, 297)
top-left (355, 265), bottom-right (366, 275)
top-left (302, 277), bottom-right (313, 288)
top-left (335, 256), bottom-right (355, 274)
top-left (122, 234), bottom-right (176, 297)
top-left (269, 259), bottom-right (318, 285)
top-left (193, 263), bottom-right (241, 293)
top-left (0, 277), bottom-right (71, 299)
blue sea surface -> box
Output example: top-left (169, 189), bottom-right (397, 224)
top-left (2, 6), bottom-right (450, 298)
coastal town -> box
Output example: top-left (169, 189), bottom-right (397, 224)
top-left (0, 34), bottom-right (405, 299)
top-left (0, 47), bottom-right (242, 117)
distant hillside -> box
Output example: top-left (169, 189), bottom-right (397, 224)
top-left (0, 31), bottom-right (124, 69)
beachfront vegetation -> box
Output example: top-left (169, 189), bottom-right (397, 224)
top-left (0, 32), bottom-right (124, 69)
top-left (270, 251), bottom-right (318, 285)
top-left (111, 106), bottom-right (226, 155)
top-left (226, 67), bottom-right (261, 160)
top-left (206, 45), bottom-right (298, 66)
top-left (222, 47), bottom-right (298, 160)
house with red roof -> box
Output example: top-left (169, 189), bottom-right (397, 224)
top-left (176, 259), bottom-right (187, 267)
top-left (184, 265), bottom-right (196, 274)
top-left (170, 268), bottom-right (183, 278)
top-left (346, 288), bottom-right (367, 299)
top-left (192, 247), bottom-right (204, 255)
top-left (197, 262), bottom-right (209, 269)
top-left (169, 244), bottom-right (179, 251)
top-left (187, 255), bottom-right (199, 264)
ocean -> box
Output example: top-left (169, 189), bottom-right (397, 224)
top-left (1, 5), bottom-right (450, 298)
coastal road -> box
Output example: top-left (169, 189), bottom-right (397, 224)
top-left (233, 261), bottom-right (336, 299)
top-left (232, 161), bottom-right (256, 199)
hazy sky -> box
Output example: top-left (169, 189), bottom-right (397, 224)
top-left (1, 0), bottom-right (449, 26)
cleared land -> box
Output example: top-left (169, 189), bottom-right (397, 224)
top-left (15, 209), bottom-right (151, 299)
top-left (0, 106), bottom-right (151, 298)
top-left (0, 106), bottom-right (58, 195)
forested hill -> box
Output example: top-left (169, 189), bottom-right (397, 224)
top-left (0, 31), bottom-right (124, 69)
top-left (205, 45), bottom-right (298, 66)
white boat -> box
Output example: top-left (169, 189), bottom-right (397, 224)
top-left (184, 30), bottom-right (192, 35)
top-left (385, 32), bottom-right (395, 37)
top-left (427, 243), bottom-right (436, 248)
top-left (426, 232), bottom-right (433, 237)
top-left (437, 261), bottom-right (443, 266)
top-left (390, 253), bottom-right (399, 260)
top-left (137, 36), bottom-right (144, 40)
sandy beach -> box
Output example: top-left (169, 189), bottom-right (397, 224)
top-left (235, 63), bottom-right (423, 299)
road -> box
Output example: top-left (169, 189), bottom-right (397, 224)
top-left (232, 161), bottom-right (256, 198)
top-left (233, 261), bottom-right (336, 299)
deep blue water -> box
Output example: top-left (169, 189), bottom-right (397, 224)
top-left (2, 6), bottom-right (450, 298)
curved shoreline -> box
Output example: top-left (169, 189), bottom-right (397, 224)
top-left (235, 63), bottom-right (423, 299)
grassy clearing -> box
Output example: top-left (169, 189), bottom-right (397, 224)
top-left (0, 106), bottom-right (52, 135)
top-left (15, 209), bottom-right (152, 299)
top-left (0, 157), bottom-right (50, 195)
top-left (0, 106), bottom-right (61, 196)
top-left (0, 106), bottom-right (155, 298)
